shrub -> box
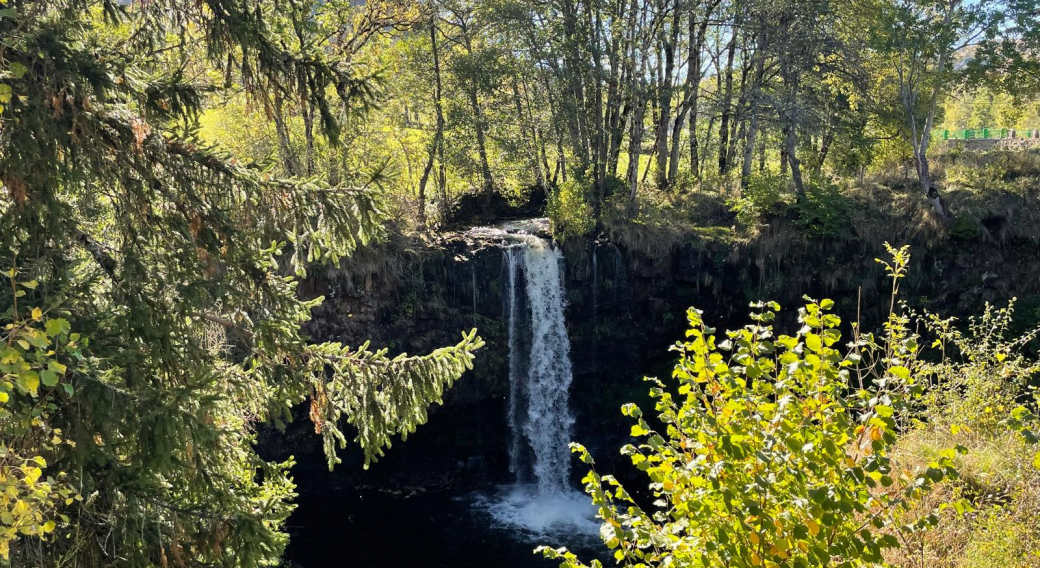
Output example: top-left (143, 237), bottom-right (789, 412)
top-left (729, 173), bottom-right (791, 228)
top-left (873, 290), bottom-right (1040, 566)
top-left (793, 182), bottom-right (853, 239)
top-left (540, 244), bottom-right (963, 568)
top-left (601, 189), bottom-right (736, 257)
top-left (920, 300), bottom-right (1040, 433)
top-left (0, 270), bottom-right (81, 559)
top-left (548, 177), bottom-right (596, 241)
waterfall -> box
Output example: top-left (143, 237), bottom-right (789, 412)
top-left (473, 219), bottom-right (595, 535)
top-left (591, 247), bottom-right (599, 312)
top-left (505, 236), bottom-right (575, 494)
top-left (612, 244), bottom-right (627, 304)
top-left (471, 261), bottom-right (478, 328)
top-left (504, 249), bottom-right (525, 478)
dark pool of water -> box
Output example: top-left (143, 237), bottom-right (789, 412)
top-left (284, 483), bottom-right (610, 568)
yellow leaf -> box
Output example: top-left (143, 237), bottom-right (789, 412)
top-left (807, 519), bottom-right (820, 536)
top-left (12, 500), bottom-right (28, 516)
top-left (42, 520), bottom-right (55, 533)
top-left (31, 308), bottom-right (42, 321)
top-left (23, 466), bottom-right (41, 485)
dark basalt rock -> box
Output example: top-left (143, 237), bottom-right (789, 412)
top-left (266, 223), bottom-right (1040, 495)
top-left (446, 185), bottom-right (548, 228)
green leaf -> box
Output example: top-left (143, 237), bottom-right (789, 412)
top-left (23, 328), bottom-right (49, 347)
top-left (805, 333), bottom-right (823, 352)
top-left (40, 369), bottom-right (58, 387)
top-left (8, 62), bottom-right (26, 79)
top-left (875, 405), bottom-right (894, 418)
top-left (45, 318), bottom-right (70, 337)
top-left (16, 371), bottom-right (39, 395)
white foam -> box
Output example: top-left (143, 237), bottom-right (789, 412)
top-left (474, 485), bottom-right (600, 537)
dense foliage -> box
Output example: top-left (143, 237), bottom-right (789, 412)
top-left (0, 1), bottom-right (481, 565)
top-left (171, 0), bottom-right (1040, 234)
top-left (542, 246), bottom-right (1040, 568)
top-left (2, 0), bottom-right (1039, 566)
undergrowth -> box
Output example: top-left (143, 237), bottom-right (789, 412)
top-left (598, 148), bottom-right (1040, 259)
top-left (885, 300), bottom-right (1040, 568)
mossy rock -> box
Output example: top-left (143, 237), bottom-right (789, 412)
top-left (950, 215), bottom-right (982, 241)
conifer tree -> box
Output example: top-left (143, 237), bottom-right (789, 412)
top-left (0, 1), bottom-right (482, 565)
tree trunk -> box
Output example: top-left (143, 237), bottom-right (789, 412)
top-left (561, 0), bottom-right (592, 170)
top-left (785, 121), bottom-right (805, 195)
top-left (684, 0), bottom-right (716, 182)
top-left (900, 0), bottom-right (956, 221)
top-left (418, 18), bottom-right (447, 226)
top-left (272, 92), bottom-right (299, 177)
top-left (628, 97), bottom-right (647, 202)
top-left (717, 28), bottom-right (737, 176)
top-left (512, 78), bottom-right (545, 187)
top-left (689, 54), bottom-right (702, 179)
top-left (626, 0), bottom-right (648, 202)
top-left (740, 39), bottom-right (766, 189)
top-left (584, 1), bottom-right (609, 221)
top-left (461, 34), bottom-right (494, 196)
top-left (757, 129), bottom-right (767, 173)
top-left (654, 1), bottom-right (680, 189)
top-left (815, 122), bottom-right (835, 177)
top-left (302, 100), bottom-right (316, 176)
top-left (433, 21), bottom-right (449, 220)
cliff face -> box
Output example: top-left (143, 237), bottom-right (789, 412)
top-left (271, 225), bottom-right (1040, 491)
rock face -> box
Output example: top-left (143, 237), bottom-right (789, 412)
top-left (270, 225), bottom-right (1040, 491)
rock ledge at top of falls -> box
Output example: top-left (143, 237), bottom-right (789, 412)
top-left (430, 218), bottom-right (556, 259)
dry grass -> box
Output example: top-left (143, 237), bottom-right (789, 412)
top-left (885, 425), bottom-right (1040, 568)
top-left (600, 188), bottom-right (737, 257)
top-left (602, 149), bottom-right (1040, 264)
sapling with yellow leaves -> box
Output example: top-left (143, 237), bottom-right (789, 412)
top-left (541, 244), bottom-right (964, 568)
top-left (0, 268), bottom-right (80, 560)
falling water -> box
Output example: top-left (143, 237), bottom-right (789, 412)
top-left (504, 250), bottom-right (525, 478)
top-left (590, 246), bottom-right (599, 375)
top-left (612, 244), bottom-right (627, 304)
top-left (471, 219), bottom-right (596, 535)
top-left (471, 261), bottom-right (478, 328)
top-left (506, 236), bottom-right (575, 493)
